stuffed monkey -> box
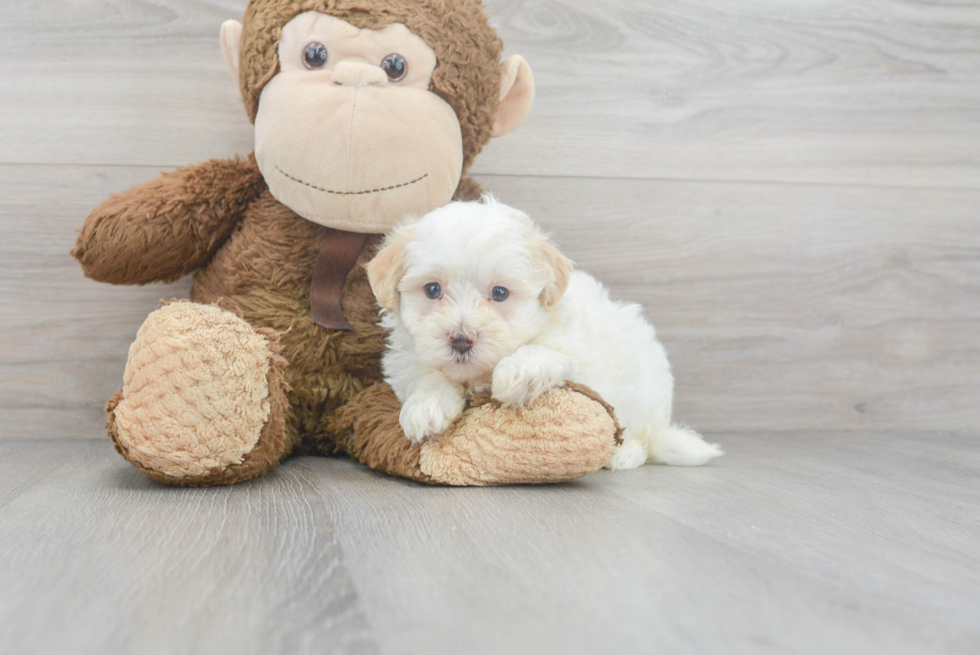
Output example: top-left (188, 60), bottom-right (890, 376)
top-left (73, 0), bottom-right (619, 486)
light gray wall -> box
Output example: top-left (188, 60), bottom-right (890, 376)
top-left (1, 0), bottom-right (977, 438)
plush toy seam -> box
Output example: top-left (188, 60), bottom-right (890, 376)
top-left (275, 165), bottom-right (428, 195)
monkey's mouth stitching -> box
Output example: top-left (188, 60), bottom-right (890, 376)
top-left (276, 166), bottom-right (428, 196)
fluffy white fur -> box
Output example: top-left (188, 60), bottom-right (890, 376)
top-left (366, 196), bottom-right (722, 469)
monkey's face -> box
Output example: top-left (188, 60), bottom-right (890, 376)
top-left (222, 5), bottom-right (535, 234)
top-left (249, 13), bottom-right (462, 232)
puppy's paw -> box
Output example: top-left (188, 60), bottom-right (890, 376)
top-left (604, 439), bottom-right (648, 470)
top-left (399, 389), bottom-right (466, 444)
top-left (492, 346), bottom-right (572, 408)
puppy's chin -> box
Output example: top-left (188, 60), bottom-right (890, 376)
top-left (432, 353), bottom-right (495, 385)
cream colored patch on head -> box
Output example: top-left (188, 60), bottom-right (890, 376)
top-left (113, 303), bottom-right (273, 479)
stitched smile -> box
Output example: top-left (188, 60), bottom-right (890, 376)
top-left (276, 166), bottom-right (428, 196)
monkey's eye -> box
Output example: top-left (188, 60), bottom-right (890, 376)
top-left (491, 286), bottom-right (509, 302)
top-left (303, 42), bottom-right (329, 69)
top-left (424, 283), bottom-right (442, 299)
top-left (381, 53), bottom-right (408, 82)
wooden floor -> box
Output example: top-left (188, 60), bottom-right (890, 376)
top-left (1, 434), bottom-right (977, 655)
top-left (1, 1), bottom-right (979, 653)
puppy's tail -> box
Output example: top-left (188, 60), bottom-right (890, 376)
top-left (645, 423), bottom-right (723, 466)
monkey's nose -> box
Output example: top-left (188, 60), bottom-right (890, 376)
top-left (331, 61), bottom-right (389, 87)
top-left (449, 333), bottom-right (474, 354)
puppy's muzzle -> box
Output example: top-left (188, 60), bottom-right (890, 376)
top-left (449, 332), bottom-right (474, 354)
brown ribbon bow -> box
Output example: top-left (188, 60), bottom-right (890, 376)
top-left (310, 226), bottom-right (368, 330)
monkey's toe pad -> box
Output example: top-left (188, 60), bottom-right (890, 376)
top-left (110, 302), bottom-right (276, 480)
top-left (419, 384), bottom-right (619, 486)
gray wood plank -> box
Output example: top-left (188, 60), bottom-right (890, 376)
top-left (1, 0), bottom-right (977, 188)
top-left (486, 175), bottom-right (980, 434)
top-left (306, 431), bottom-right (980, 655)
top-left (2, 437), bottom-right (976, 655)
top-left (0, 441), bottom-right (378, 655)
top-left (0, 165), bottom-right (191, 439)
top-left (4, 164), bottom-right (976, 437)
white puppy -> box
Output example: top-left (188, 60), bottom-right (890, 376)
top-left (366, 196), bottom-right (722, 469)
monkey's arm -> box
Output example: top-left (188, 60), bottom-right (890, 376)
top-left (73, 155), bottom-right (264, 285)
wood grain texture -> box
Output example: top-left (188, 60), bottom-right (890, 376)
top-left (0, 165), bottom-right (191, 439)
top-left (2, 1), bottom-right (978, 437)
top-left (1, 437), bottom-right (977, 654)
top-left (3, 2), bottom-right (978, 652)
top-left (482, 175), bottom-right (980, 433)
top-left (313, 431), bottom-right (980, 655)
top-left (0, 441), bottom-right (378, 655)
top-left (0, 0), bottom-right (977, 188)
top-left (2, 163), bottom-right (976, 437)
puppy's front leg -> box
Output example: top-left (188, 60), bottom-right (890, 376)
top-left (399, 373), bottom-right (467, 444)
top-left (492, 346), bottom-right (574, 408)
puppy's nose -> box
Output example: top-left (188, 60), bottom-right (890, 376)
top-left (449, 333), bottom-right (474, 354)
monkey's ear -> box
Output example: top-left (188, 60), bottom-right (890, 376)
top-left (530, 233), bottom-right (574, 310)
top-left (220, 20), bottom-right (244, 83)
top-left (492, 55), bottom-right (535, 138)
top-left (366, 227), bottom-right (415, 313)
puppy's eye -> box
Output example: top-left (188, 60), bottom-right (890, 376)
top-left (424, 282), bottom-right (442, 299)
top-left (303, 42), bottom-right (329, 69)
top-left (490, 286), bottom-right (509, 302)
top-left (381, 53), bottom-right (407, 81)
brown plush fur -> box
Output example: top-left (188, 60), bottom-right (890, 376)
top-left (190, 189), bottom-right (389, 459)
top-left (76, 0), bottom-right (619, 486)
top-left (335, 382), bottom-right (618, 486)
top-left (73, 156), bottom-right (264, 285)
top-left (238, 0), bottom-right (502, 173)
top-left (452, 175), bottom-right (486, 203)
top-left (335, 383), bottom-right (435, 483)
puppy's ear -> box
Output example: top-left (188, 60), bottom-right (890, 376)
top-left (530, 234), bottom-right (574, 310)
top-left (366, 227), bottom-right (415, 312)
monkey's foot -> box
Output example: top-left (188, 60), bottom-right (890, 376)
top-left (107, 301), bottom-right (289, 486)
top-left (339, 382), bottom-right (621, 486)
